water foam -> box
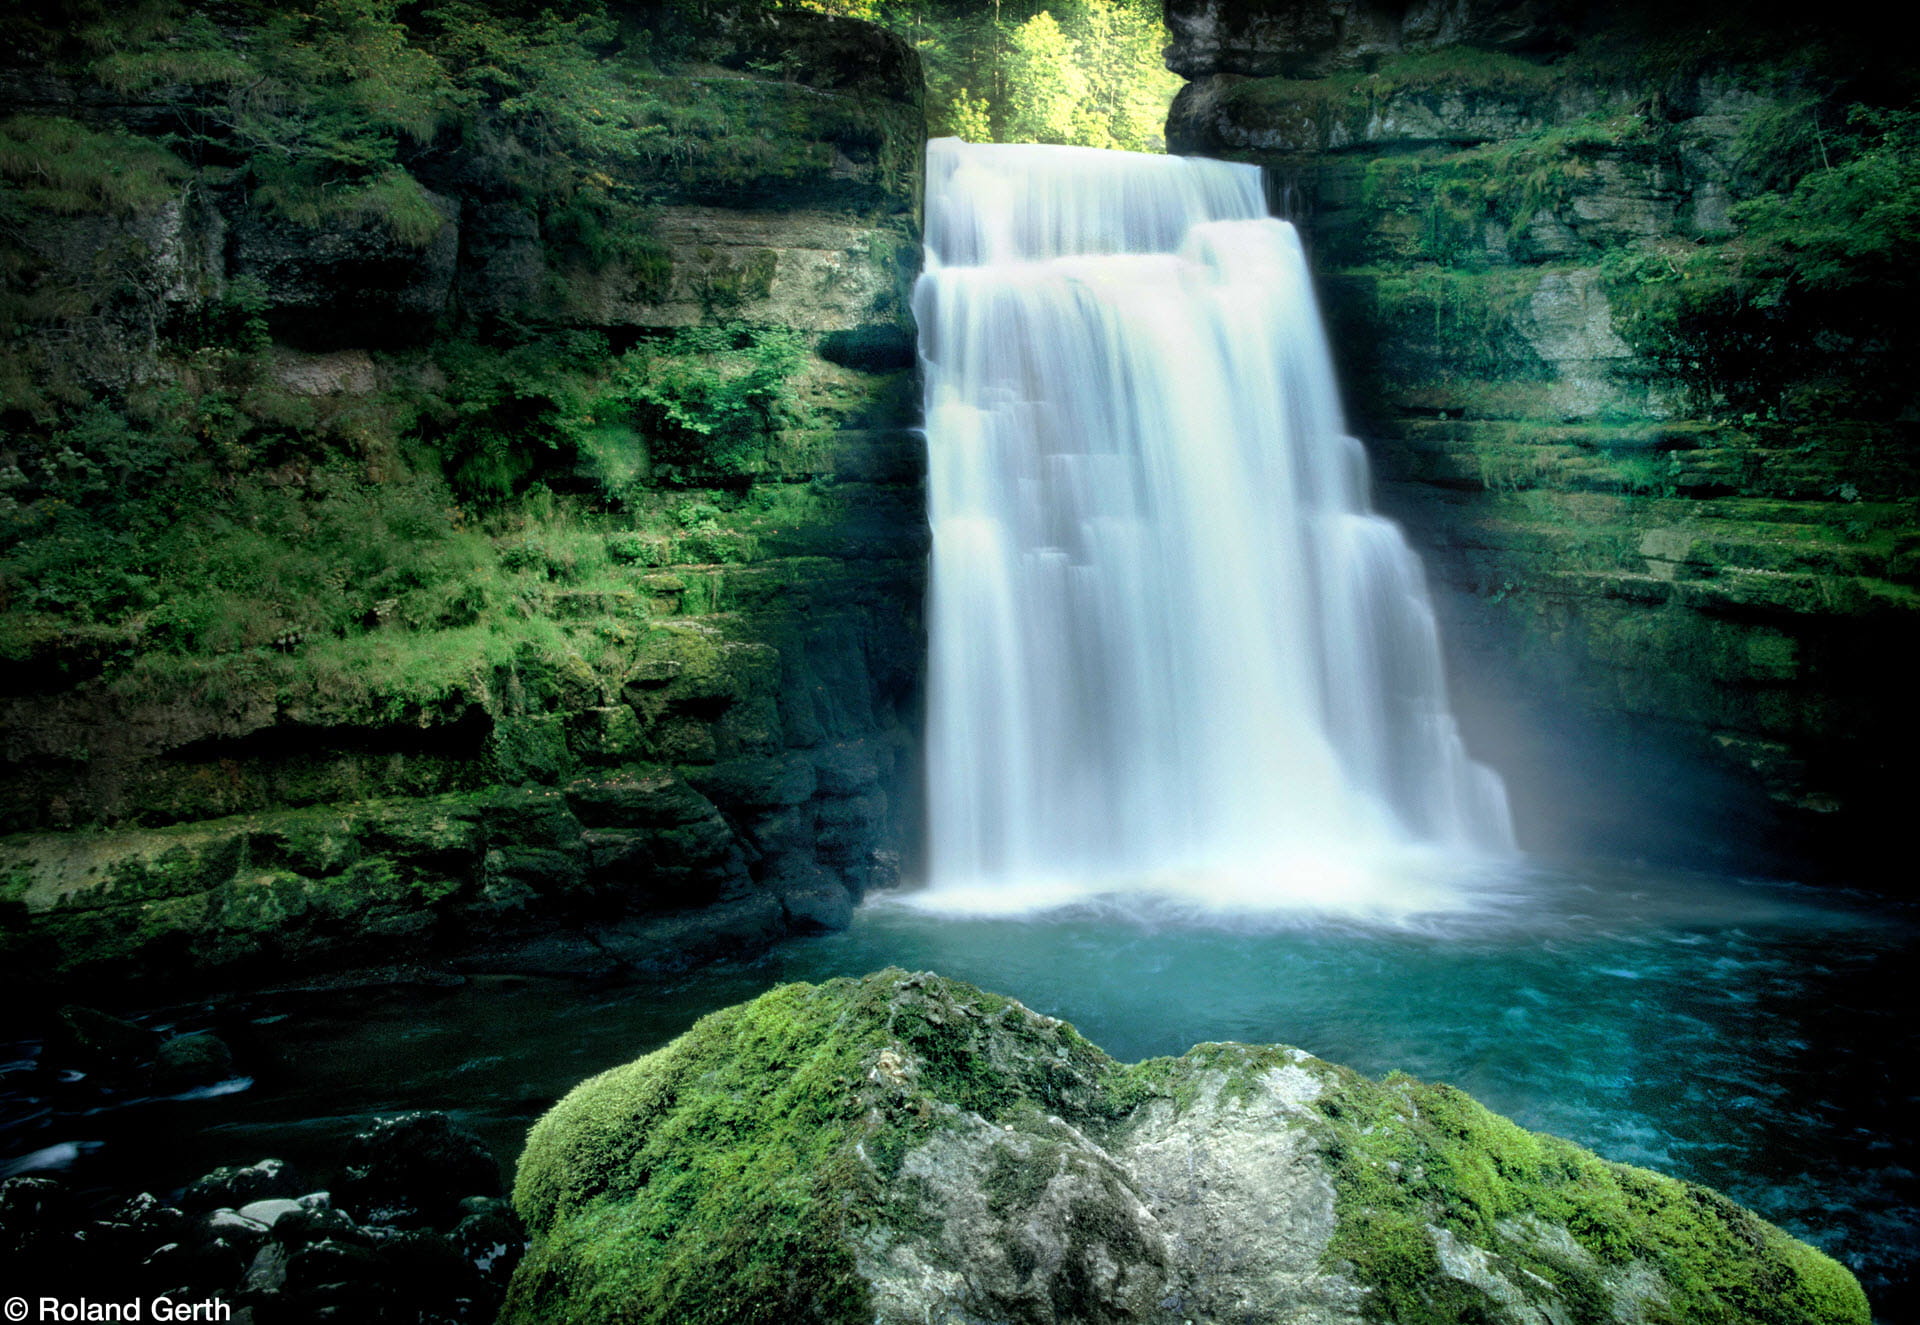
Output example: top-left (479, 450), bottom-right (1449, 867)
top-left (916, 138), bottom-right (1513, 919)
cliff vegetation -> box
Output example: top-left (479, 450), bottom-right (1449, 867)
top-left (0, 0), bottom-right (926, 989)
top-left (1165, 1), bottom-right (1919, 869)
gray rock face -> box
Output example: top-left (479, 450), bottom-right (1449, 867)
top-left (1160, 8), bottom-right (1919, 867)
top-left (557, 207), bottom-right (913, 333)
top-left (229, 185), bottom-right (462, 340)
top-left (858, 1060), bottom-right (1367, 1324)
top-left (1165, 0), bottom-right (1579, 79)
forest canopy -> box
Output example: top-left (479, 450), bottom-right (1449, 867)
top-left (791, 0), bottom-right (1182, 150)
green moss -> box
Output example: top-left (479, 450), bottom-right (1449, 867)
top-left (1341, 267), bottom-right (1548, 383)
top-left (507, 973), bottom-right (1865, 1325)
top-left (0, 115), bottom-right (188, 217)
top-left (1357, 113), bottom-right (1667, 266)
top-left (1223, 45), bottom-right (1557, 125)
top-left (32, 891), bottom-right (205, 978)
top-left (0, 790), bottom-right (499, 982)
top-left (507, 971), bottom-right (1139, 1324)
top-left (0, 0), bottom-right (924, 879)
top-left (490, 713), bottom-right (576, 786)
top-left (0, 863), bottom-right (31, 909)
top-left (1312, 1070), bottom-right (1869, 1325)
top-left (695, 247), bottom-right (779, 313)
top-left (507, 979), bottom-right (887, 1325)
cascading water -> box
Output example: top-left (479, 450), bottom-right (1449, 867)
top-left (915, 138), bottom-right (1513, 916)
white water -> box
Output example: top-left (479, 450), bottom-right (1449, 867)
top-left (915, 138), bottom-right (1513, 919)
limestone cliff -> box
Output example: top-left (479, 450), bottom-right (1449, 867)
top-left (1165, 0), bottom-right (1917, 870)
top-left (0, 3), bottom-right (926, 989)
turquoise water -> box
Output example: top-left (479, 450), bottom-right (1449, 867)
top-left (782, 865), bottom-right (1917, 1311)
top-left (3, 860), bottom-right (1913, 1319)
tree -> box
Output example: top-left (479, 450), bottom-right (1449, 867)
top-left (1000, 11), bottom-right (1085, 144)
top-left (947, 86), bottom-right (994, 141)
top-left (792, 0), bottom-right (1184, 152)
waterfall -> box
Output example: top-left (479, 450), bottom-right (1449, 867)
top-left (915, 138), bottom-right (1513, 915)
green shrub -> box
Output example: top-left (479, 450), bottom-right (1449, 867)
top-left (602, 325), bottom-right (810, 484)
top-left (424, 332), bottom-right (609, 503)
top-left (1733, 106), bottom-right (1920, 294)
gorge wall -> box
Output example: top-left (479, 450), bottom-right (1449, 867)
top-left (0, 3), bottom-right (926, 992)
top-left (1166, 0), bottom-right (1918, 871)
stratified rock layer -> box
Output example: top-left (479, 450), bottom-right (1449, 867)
top-left (1164, 0), bottom-right (1579, 80)
top-left (1165, 1), bottom-right (1916, 870)
top-left (503, 969), bottom-right (1867, 1325)
top-left (0, 7), bottom-right (926, 988)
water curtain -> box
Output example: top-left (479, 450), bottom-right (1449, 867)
top-left (916, 138), bottom-right (1512, 904)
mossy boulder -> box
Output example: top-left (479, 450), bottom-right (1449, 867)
top-left (504, 969), bottom-right (1866, 1325)
top-left (151, 1031), bottom-right (235, 1091)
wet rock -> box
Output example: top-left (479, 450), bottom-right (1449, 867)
top-left (165, 1230), bottom-right (253, 1294)
top-left (451, 930), bottom-right (628, 981)
top-left (141, 1241), bottom-right (198, 1284)
top-left (769, 865), bottom-right (855, 934)
top-left (283, 1236), bottom-right (382, 1299)
top-left (2, 1138), bottom-right (513, 1322)
top-left (588, 895), bottom-right (786, 972)
top-left (375, 1228), bottom-right (482, 1311)
top-left (579, 829), bottom-right (653, 893)
top-left (813, 791), bottom-right (888, 866)
top-left (237, 1197), bottom-right (304, 1229)
top-left (106, 1191), bottom-right (193, 1247)
top-left (0, 1176), bottom-right (79, 1276)
top-left (688, 753), bottom-right (818, 810)
top-left (480, 787), bottom-right (585, 852)
top-left (243, 1240), bottom-right (290, 1294)
top-left (0, 1173), bottom-right (72, 1227)
top-left (182, 1159), bottom-right (306, 1213)
top-left (271, 1206), bottom-right (365, 1249)
top-left (562, 771), bottom-right (718, 830)
top-left (54, 1004), bottom-right (161, 1075)
top-left (477, 846), bottom-right (587, 912)
top-left (153, 1032), bottom-right (235, 1091)
top-left (336, 1112), bottom-right (501, 1229)
top-left (451, 1197), bottom-right (526, 1284)
top-left (204, 1207), bottom-right (271, 1243)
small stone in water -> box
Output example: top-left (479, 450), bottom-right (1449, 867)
top-left (237, 1197), bottom-right (303, 1228)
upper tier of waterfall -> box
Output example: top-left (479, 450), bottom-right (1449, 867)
top-left (925, 139), bottom-right (1267, 265)
top-left (915, 137), bottom-right (1513, 917)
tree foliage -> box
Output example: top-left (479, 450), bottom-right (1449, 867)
top-left (1002, 12), bottom-right (1085, 144)
top-left (1733, 106), bottom-right (1920, 294)
top-left (795, 0), bottom-right (1182, 151)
